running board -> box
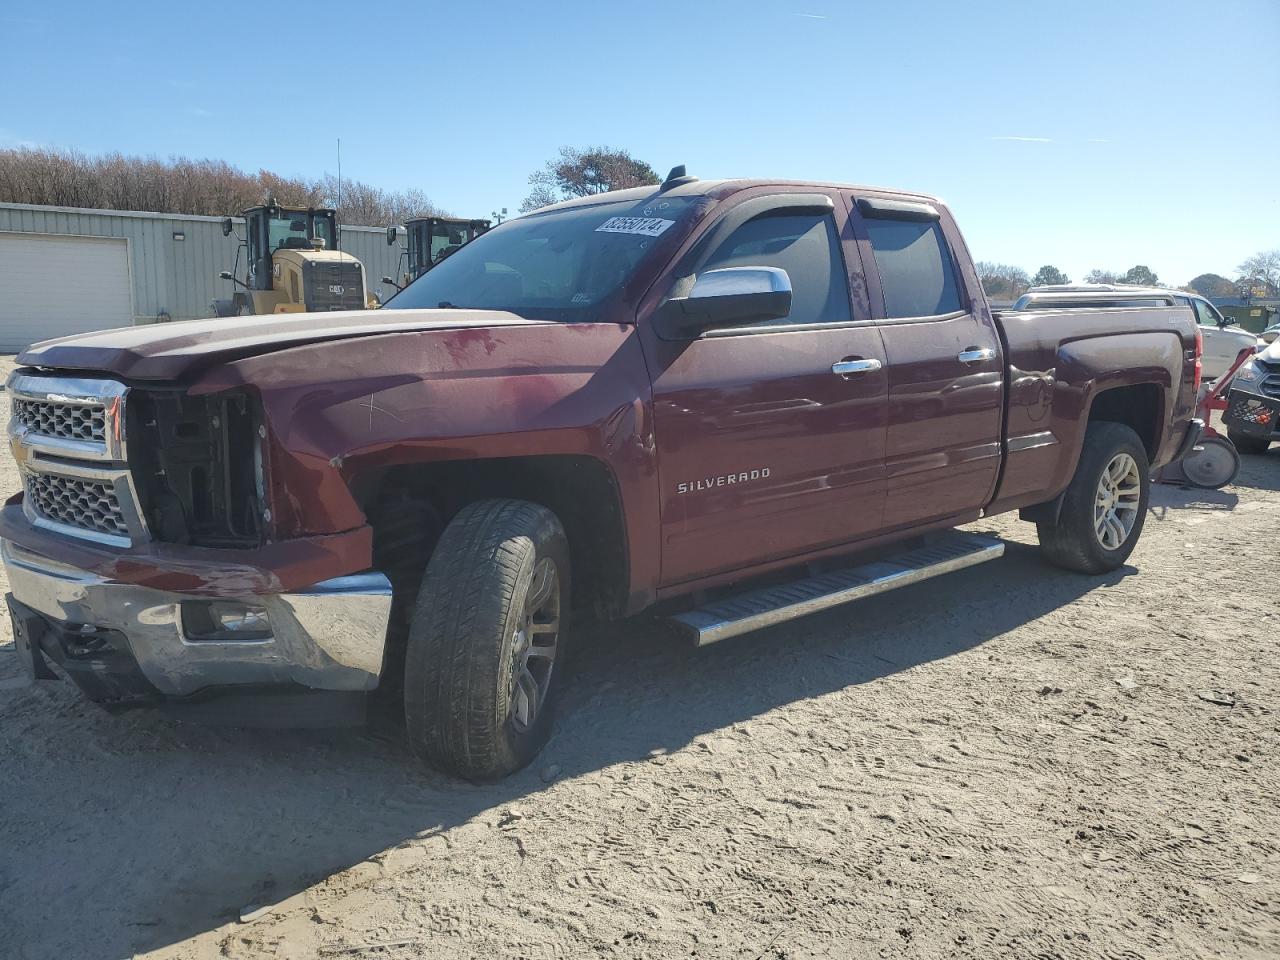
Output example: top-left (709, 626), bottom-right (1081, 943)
top-left (670, 532), bottom-right (1004, 646)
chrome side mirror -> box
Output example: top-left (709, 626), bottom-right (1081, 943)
top-left (655, 266), bottom-right (793, 338)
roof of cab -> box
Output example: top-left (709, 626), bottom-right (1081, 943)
top-left (521, 177), bottom-right (944, 218)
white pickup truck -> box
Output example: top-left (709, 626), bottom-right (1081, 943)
top-left (1014, 285), bottom-right (1262, 380)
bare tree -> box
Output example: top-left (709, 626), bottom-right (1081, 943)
top-left (0, 147), bottom-right (445, 225)
top-left (520, 146), bottom-right (659, 213)
top-left (1237, 249), bottom-right (1280, 295)
top-left (975, 261), bottom-right (1031, 300)
top-left (1084, 269), bottom-right (1123, 284)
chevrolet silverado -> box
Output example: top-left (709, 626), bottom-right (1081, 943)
top-left (4, 169), bottom-right (1202, 779)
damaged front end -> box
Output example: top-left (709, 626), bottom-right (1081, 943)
top-left (3, 370), bottom-right (392, 722)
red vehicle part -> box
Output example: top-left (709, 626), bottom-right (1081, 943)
top-left (1158, 345), bottom-right (1255, 488)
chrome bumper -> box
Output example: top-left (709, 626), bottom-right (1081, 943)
top-left (2, 540), bottom-right (392, 697)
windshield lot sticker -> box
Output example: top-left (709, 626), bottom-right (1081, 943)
top-left (596, 216), bottom-right (675, 237)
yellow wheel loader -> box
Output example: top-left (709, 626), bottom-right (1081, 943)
top-left (212, 201), bottom-right (376, 316)
top-left (381, 216), bottom-right (490, 292)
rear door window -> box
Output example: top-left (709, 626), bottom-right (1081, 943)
top-left (863, 218), bottom-right (962, 319)
top-left (701, 212), bottom-right (851, 326)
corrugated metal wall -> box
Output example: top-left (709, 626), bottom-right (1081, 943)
top-left (0, 202), bottom-right (405, 326)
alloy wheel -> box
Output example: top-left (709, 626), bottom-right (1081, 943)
top-left (1094, 452), bottom-right (1142, 550)
top-left (508, 558), bottom-right (560, 732)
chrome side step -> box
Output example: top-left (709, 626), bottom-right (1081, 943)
top-left (670, 532), bottom-right (1004, 646)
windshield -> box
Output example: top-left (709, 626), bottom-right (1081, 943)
top-left (268, 214), bottom-right (313, 251)
top-left (266, 212), bottom-right (334, 252)
top-left (386, 195), bottom-right (702, 321)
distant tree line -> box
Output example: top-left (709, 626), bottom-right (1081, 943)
top-left (978, 251), bottom-right (1279, 301)
top-left (0, 147), bottom-right (444, 226)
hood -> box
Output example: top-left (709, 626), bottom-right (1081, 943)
top-left (17, 309), bottom-right (552, 381)
top-left (1259, 337), bottom-right (1280, 365)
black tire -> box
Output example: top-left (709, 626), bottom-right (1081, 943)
top-left (403, 499), bottom-right (570, 780)
top-left (1227, 429), bottom-right (1272, 456)
top-left (1037, 422), bottom-right (1150, 574)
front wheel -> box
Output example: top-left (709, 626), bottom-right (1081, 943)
top-left (1037, 422), bottom-right (1150, 574)
top-left (403, 499), bottom-right (570, 780)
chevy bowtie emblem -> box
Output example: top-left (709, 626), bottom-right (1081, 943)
top-left (9, 432), bottom-right (32, 470)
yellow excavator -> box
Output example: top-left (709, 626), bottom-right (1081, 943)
top-left (212, 200), bottom-right (376, 316)
top-left (381, 216), bottom-right (491, 292)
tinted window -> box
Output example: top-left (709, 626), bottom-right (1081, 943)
top-left (864, 218), bottom-right (961, 318)
top-left (701, 213), bottom-right (850, 326)
top-left (388, 196), bottom-right (700, 322)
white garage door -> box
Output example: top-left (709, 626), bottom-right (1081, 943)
top-left (0, 233), bottom-right (133, 353)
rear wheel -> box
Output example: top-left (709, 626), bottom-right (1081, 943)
top-left (1227, 429), bottom-right (1272, 456)
top-left (403, 499), bottom-right (570, 780)
top-left (1037, 422), bottom-right (1150, 574)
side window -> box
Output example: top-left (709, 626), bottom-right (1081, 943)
top-left (1193, 299), bottom-right (1221, 327)
top-left (863, 217), bottom-right (962, 319)
top-left (702, 213), bottom-right (851, 326)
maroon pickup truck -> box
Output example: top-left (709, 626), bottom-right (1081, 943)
top-left (4, 170), bottom-right (1202, 779)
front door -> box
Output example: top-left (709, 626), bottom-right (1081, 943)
top-left (642, 195), bottom-right (888, 587)
top-left (1187, 297), bottom-right (1240, 379)
top-left (847, 193), bottom-right (1004, 530)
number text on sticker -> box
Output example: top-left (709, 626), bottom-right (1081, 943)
top-left (595, 217), bottom-right (675, 238)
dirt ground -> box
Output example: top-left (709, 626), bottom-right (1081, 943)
top-left (1, 354), bottom-right (1277, 960)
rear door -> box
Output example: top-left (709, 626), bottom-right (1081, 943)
top-left (641, 192), bottom-right (888, 587)
top-left (846, 194), bottom-right (1004, 530)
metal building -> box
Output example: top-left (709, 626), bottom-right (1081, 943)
top-left (0, 202), bottom-right (405, 353)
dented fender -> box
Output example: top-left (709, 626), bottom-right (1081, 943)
top-left (190, 322), bottom-right (662, 600)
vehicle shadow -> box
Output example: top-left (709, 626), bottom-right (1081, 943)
top-left (1148, 483), bottom-right (1239, 516)
top-left (1233, 448), bottom-right (1280, 492)
top-left (1, 539), bottom-right (1133, 959)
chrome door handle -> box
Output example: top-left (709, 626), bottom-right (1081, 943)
top-left (832, 358), bottom-right (883, 376)
top-left (958, 348), bottom-right (995, 364)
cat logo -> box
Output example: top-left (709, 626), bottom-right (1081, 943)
top-left (329, 284), bottom-right (345, 295)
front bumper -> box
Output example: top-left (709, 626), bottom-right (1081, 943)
top-left (3, 539), bottom-right (392, 705)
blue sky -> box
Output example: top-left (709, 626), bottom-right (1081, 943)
top-left (2, 0), bottom-right (1277, 286)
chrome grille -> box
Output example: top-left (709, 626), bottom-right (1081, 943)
top-left (23, 472), bottom-right (130, 539)
top-left (7, 372), bottom-right (145, 547)
top-left (12, 396), bottom-right (107, 443)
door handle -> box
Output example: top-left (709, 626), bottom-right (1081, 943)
top-left (958, 347), bottom-right (995, 364)
top-left (832, 358), bottom-right (883, 376)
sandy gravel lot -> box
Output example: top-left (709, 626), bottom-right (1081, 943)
top-left (1, 354), bottom-right (1277, 960)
